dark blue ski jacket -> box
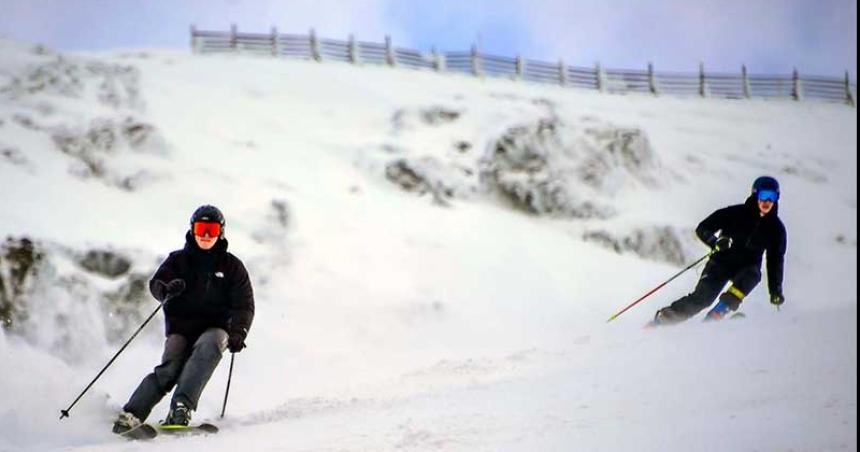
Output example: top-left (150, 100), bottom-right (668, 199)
top-left (695, 195), bottom-right (787, 297)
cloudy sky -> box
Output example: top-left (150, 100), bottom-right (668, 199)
top-left (1, 0), bottom-right (856, 78)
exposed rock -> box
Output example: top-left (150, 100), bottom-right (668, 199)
top-left (392, 106), bottom-right (462, 132)
top-left (385, 158), bottom-right (454, 206)
top-left (492, 175), bottom-right (612, 218)
top-left (386, 159), bottom-right (430, 194)
top-left (454, 141), bottom-right (472, 153)
top-left (270, 199), bottom-right (290, 228)
top-left (3, 54), bottom-right (141, 109)
top-left (18, 56), bottom-right (84, 97)
top-left (420, 106), bottom-right (461, 125)
top-left (835, 234), bottom-right (857, 246)
top-left (1, 147), bottom-right (29, 167)
top-left (252, 199), bottom-right (292, 244)
top-left (54, 118), bottom-right (118, 154)
top-left (52, 119), bottom-right (115, 177)
top-left (381, 143), bottom-right (406, 154)
top-left (116, 170), bottom-right (159, 191)
top-left (480, 119), bottom-right (611, 218)
top-left (12, 114), bottom-right (42, 130)
top-left (122, 119), bottom-right (157, 148)
top-left (479, 117), bottom-right (661, 218)
top-left (0, 237), bottom-right (43, 329)
top-left (79, 249), bottom-right (132, 278)
top-left (579, 127), bottom-right (659, 189)
top-left (583, 226), bottom-right (691, 266)
top-left (52, 117), bottom-right (167, 186)
top-left (89, 61), bottom-right (141, 109)
top-left (384, 113), bottom-right (663, 218)
top-left (102, 272), bottom-right (153, 343)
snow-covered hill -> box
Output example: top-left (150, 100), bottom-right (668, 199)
top-left (0, 38), bottom-right (856, 451)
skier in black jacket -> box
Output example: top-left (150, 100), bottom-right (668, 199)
top-left (113, 205), bottom-right (254, 433)
top-left (653, 176), bottom-right (787, 325)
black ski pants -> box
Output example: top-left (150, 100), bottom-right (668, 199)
top-left (668, 259), bottom-right (761, 320)
top-left (123, 327), bottom-right (227, 421)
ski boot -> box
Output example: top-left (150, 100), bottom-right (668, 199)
top-left (704, 300), bottom-right (731, 321)
top-left (112, 411), bottom-right (142, 434)
top-left (705, 289), bottom-right (744, 321)
top-left (163, 402), bottom-right (192, 426)
top-left (646, 306), bottom-right (685, 327)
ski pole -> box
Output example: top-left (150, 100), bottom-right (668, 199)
top-left (220, 352), bottom-right (235, 418)
top-left (59, 293), bottom-right (174, 420)
top-left (607, 250), bottom-right (714, 323)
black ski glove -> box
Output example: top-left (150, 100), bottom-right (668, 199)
top-left (228, 329), bottom-right (247, 353)
top-left (770, 292), bottom-right (785, 306)
top-left (163, 278), bottom-right (186, 299)
top-left (713, 236), bottom-right (732, 252)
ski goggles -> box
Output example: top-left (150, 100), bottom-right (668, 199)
top-left (756, 189), bottom-right (779, 203)
top-left (193, 221), bottom-right (222, 237)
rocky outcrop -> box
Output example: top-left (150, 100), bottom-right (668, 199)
top-left (0, 237), bottom-right (43, 330)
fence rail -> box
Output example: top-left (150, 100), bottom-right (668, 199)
top-left (191, 25), bottom-right (856, 106)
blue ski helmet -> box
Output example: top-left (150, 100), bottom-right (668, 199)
top-left (190, 205), bottom-right (226, 236)
top-left (752, 176), bottom-right (780, 202)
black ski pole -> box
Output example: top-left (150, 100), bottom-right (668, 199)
top-left (59, 293), bottom-right (174, 420)
top-left (607, 250), bottom-right (714, 323)
top-left (220, 352), bottom-right (235, 419)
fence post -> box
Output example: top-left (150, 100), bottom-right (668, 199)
top-left (699, 62), bottom-right (707, 97)
top-left (431, 47), bottom-right (444, 72)
top-left (190, 25), bottom-right (200, 54)
top-left (648, 62), bottom-right (657, 95)
top-left (230, 24), bottom-right (238, 52)
top-left (348, 34), bottom-right (359, 64)
top-left (742, 64), bottom-right (751, 99)
top-left (270, 26), bottom-right (279, 57)
top-left (846, 71), bottom-right (855, 106)
top-left (515, 55), bottom-right (524, 80)
top-left (470, 44), bottom-right (482, 77)
top-left (595, 63), bottom-right (605, 92)
top-left (558, 59), bottom-right (567, 86)
top-left (309, 28), bottom-right (321, 61)
top-left (385, 35), bottom-right (395, 66)
top-left (791, 68), bottom-right (801, 101)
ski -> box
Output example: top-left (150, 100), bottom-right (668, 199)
top-left (114, 423), bottom-right (158, 440)
top-left (645, 311), bottom-right (746, 328)
top-left (158, 422), bottom-right (220, 435)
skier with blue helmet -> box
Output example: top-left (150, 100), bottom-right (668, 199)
top-left (652, 176), bottom-right (787, 324)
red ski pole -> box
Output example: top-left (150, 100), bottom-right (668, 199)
top-left (607, 250), bottom-right (713, 323)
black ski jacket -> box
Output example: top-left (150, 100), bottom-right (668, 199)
top-left (695, 196), bottom-right (787, 296)
top-left (149, 232), bottom-right (254, 342)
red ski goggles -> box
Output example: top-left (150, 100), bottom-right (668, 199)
top-left (193, 221), bottom-right (222, 237)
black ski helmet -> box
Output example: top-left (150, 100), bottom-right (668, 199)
top-left (752, 176), bottom-right (780, 198)
top-left (190, 205), bottom-right (225, 236)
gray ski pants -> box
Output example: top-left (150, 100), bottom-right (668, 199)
top-left (123, 327), bottom-right (227, 421)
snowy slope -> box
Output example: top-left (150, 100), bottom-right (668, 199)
top-left (0, 39), bottom-right (856, 451)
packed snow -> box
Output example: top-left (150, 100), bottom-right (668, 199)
top-left (0, 38), bottom-right (856, 451)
